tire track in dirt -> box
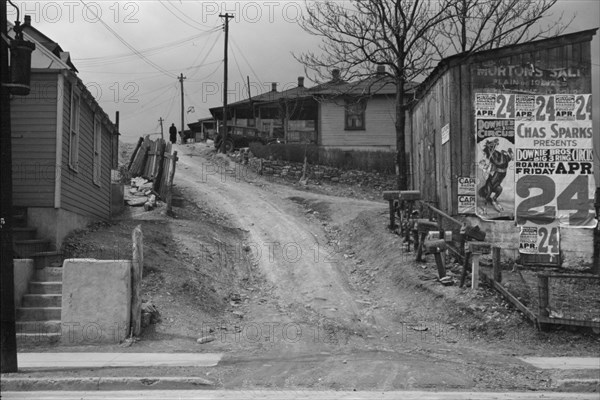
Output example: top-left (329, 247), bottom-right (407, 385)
top-left (176, 146), bottom-right (369, 323)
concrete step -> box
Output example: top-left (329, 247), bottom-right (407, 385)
top-left (29, 281), bottom-right (62, 295)
top-left (34, 267), bottom-right (63, 282)
top-left (17, 307), bottom-right (61, 321)
top-left (32, 251), bottom-right (64, 269)
top-left (14, 239), bottom-right (51, 258)
top-left (22, 294), bottom-right (62, 307)
top-left (16, 320), bottom-right (61, 334)
top-left (16, 332), bottom-right (61, 345)
top-left (12, 227), bottom-right (37, 241)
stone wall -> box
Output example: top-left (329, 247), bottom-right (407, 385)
top-left (232, 152), bottom-right (397, 191)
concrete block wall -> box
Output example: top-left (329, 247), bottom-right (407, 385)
top-left (14, 259), bottom-right (34, 308)
top-left (61, 259), bottom-right (132, 344)
top-left (465, 217), bottom-right (594, 267)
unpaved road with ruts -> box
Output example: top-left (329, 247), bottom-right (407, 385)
top-left (171, 142), bottom-right (597, 391)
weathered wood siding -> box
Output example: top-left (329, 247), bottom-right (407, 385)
top-left (10, 71), bottom-right (58, 207)
top-left (319, 96), bottom-right (397, 150)
top-left (410, 30), bottom-right (595, 216)
top-left (60, 80), bottom-right (112, 220)
top-left (410, 72), bottom-right (455, 209)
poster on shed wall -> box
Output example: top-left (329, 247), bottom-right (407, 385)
top-left (474, 94), bottom-right (515, 220)
top-left (518, 221), bottom-right (560, 256)
top-left (458, 177), bottom-right (476, 214)
top-left (514, 94), bottom-right (596, 229)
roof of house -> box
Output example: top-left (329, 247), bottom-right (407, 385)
top-left (309, 75), bottom-right (418, 97)
top-left (209, 72), bottom-right (417, 116)
top-left (18, 15), bottom-right (78, 72)
top-left (228, 84), bottom-right (311, 107)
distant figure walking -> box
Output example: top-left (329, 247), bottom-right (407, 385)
top-left (169, 123), bottom-right (177, 144)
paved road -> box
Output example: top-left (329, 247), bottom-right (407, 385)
top-left (2, 390), bottom-right (599, 400)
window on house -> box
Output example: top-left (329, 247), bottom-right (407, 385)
top-left (345, 99), bottom-right (366, 130)
top-left (69, 89), bottom-right (80, 171)
top-left (93, 115), bottom-right (102, 186)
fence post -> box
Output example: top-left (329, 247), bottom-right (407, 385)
top-left (153, 141), bottom-right (167, 194)
top-left (593, 187), bottom-right (599, 275)
top-left (538, 274), bottom-right (549, 320)
top-left (131, 225), bottom-right (143, 337)
top-left (492, 246), bottom-right (501, 283)
top-left (128, 137), bottom-right (143, 170)
top-left (166, 150), bottom-right (178, 216)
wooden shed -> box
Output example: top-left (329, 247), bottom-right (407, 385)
top-left (409, 29), bottom-right (597, 265)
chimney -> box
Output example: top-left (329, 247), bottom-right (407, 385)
top-left (332, 69), bottom-right (340, 82)
top-left (271, 82), bottom-right (277, 92)
top-left (24, 15), bottom-right (31, 26)
top-left (298, 76), bottom-right (304, 87)
top-left (376, 65), bottom-right (386, 75)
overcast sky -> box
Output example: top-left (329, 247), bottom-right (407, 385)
top-left (6, 0), bottom-right (600, 143)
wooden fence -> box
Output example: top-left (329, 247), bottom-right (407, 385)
top-left (537, 273), bottom-right (600, 331)
top-left (127, 136), bottom-right (178, 200)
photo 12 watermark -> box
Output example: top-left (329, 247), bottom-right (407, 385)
top-left (6, 1), bottom-right (140, 24)
top-left (200, 1), bottom-right (304, 24)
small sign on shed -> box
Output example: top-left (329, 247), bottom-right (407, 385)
top-left (441, 123), bottom-right (450, 145)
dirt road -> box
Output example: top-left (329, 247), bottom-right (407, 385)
top-left (177, 145), bottom-right (378, 322)
top-left (171, 143), bottom-right (599, 391)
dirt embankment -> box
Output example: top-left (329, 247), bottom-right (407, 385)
top-left (51, 142), bottom-right (598, 390)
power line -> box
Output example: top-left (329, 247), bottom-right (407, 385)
top-left (79, 0), bottom-right (176, 79)
top-left (121, 83), bottom-right (178, 120)
top-left (163, 86), bottom-right (179, 122)
top-left (187, 60), bottom-right (223, 83)
top-left (79, 59), bottom-right (222, 77)
top-left (73, 29), bottom-right (219, 65)
top-left (186, 31), bottom-right (223, 80)
top-left (159, 0), bottom-right (214, 32)
top-left (230, 37), bottom-right (263, 87)
top-left (230, 43), bottom-right (247, 93)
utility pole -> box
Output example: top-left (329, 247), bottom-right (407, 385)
top-left (158, 117), bottom-right (164, 141)
top-left (178, 73), bottom-right (186, 144)
top-left (1, 0), bottom-right (19, 373)
top-left (113, 111), bottom-right (119, 169)
top-left (219, 12), bottom-right (234, 153)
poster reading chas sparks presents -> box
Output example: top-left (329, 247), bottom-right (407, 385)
top-left (475, 92), bottom-right (596, 256)
top-left (514, 94), bottom-right (596, 229)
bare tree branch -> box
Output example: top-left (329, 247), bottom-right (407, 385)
top-left (293, 0), bottom-right (571, 189)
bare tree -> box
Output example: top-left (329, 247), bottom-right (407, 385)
top-left (295, 0), bottom-right (572, 190)
top-left (277, 97), bottom-right (302, 142)
top-left (435, 0), bottom-right (574, 56)
top-left (295, 0), bottom-right (456, 190)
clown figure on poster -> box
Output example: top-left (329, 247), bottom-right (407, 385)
top-left (475, 118), bottom-right (516, 219)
